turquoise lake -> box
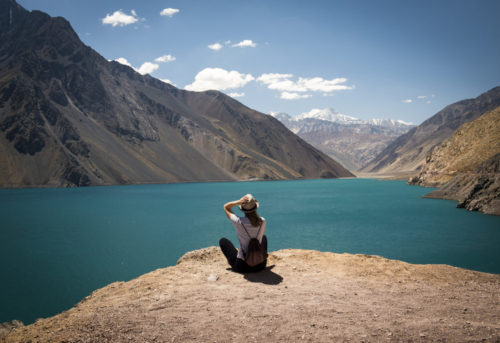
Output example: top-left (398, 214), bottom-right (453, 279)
top-left (1, 178), bottom-right (499, 324)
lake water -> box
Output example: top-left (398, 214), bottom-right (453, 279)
top-left (1, 178), bottom-right (499, 324)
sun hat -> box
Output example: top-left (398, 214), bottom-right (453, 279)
top-left (239, 193), bottom-right (259, 213)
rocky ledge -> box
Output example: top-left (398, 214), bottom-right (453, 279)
top-left (1, 247), bottom-right (499, 342)
top-left (424, 153), bottom-right (500, 215)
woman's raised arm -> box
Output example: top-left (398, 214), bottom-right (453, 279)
top-left (223, 196), bottom-right (249, 219)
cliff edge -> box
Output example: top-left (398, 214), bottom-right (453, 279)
top-left (2, 247), bottom-right (499, 342)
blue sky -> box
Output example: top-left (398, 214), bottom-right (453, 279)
top-left (17, 0), bottom-right (500, 124)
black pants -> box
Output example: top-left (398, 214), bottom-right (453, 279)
top-left (219, 236), bottom-right (267, 273)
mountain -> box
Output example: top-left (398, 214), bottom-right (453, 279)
top-left (294, 107), bottom-right (413, 128)
top-left (408, 107), bottom-right (500, 187)
top-left (362, 86), bottom-right (500, 174)
top-left (271, 109), bottom-right (414, 171)
top-left (0, 0), bottom-right (353, 187)
top-left (408, 107), bottom-right (500, 215)
top-left (295, 108), bottom-right (361, 124)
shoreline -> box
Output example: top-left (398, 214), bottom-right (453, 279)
top-left (0, 175), bottom-right (359, 190)
top-left (0, 174), bottom-right (421, 191)
top-left (354, 171), bottom-right (415, 180)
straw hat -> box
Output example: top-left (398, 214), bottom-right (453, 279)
top-left (239, 194), bottom-right (259, 213)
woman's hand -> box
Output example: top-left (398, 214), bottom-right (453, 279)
top-left (224, 196), bottom-right (249, 219)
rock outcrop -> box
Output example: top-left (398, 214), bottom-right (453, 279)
top-left (362, 86), bottom-right (500, 174)
top-left (2, 247), bottom-right (499, 342)
top-left (408, 107), bottom-right (500, 215)
top-left (0, 0), bottom-right (353, 188)
top-left (424, 153), bottom-right (500, 215)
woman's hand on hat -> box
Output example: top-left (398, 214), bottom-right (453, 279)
top-left (239, 195), bottom-right (249, 204)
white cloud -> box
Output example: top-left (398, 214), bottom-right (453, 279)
top-left (402, 99), bottom-right (413, 103)
top-left (102, 10), bottom-right (138, 27)
top-left (257, 73), bottom-right (352, 95)
top-left (426, 100), bottom-right (431, 104)
top-left (137, 62), bottom-right (159, 75)
top-left (208, 43), bottom-right (223, 51)
top-left (160, 8), bottom-right (179, 17)
top-left (417, 95), bottom-right (427, 99)
top-left (232, 39), bottom-right (257, 48)
top-left (154, 54), bottom-right (176, 63)
top-left (280, 92), bottom-right (312, 100)
top-left (185, 67), bottom-right (254, 91)
top-left (224, 40), bottom-right (232, 45)
top-left (298, 77), bottom-right (352, 92)
top-left (257, 73), bottom-right (294, 84)
top-left (114, 57), bottom-right (133, 67)
top-left (114, 58), bottom-right (159, 75)
top-left (257, 73), bottom-right (306, 92)
top-left (228, 92), bottom-right (245, 98)
top-left (271, 79), bottom-right (307, 92)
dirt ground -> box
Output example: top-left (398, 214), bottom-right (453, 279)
top-left (2, 247), bottom-right (500, 342)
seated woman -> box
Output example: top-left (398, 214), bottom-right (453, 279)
top-left (219, 194), bottom-right (267, 273)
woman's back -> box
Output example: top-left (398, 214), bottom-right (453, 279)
top-left (220, 194), bottom-right (268, 273)
top-left (229, 213), bottom-right (266, 259)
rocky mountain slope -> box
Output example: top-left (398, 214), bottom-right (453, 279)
top-left (424, 153), bottom-right (500, 215)
top-left (408, 107), bottom-right (500, 187)
top-left (362, 86), bottom-right (500, 174)
top-left (0, 0), bottom-right (353, 188)
top-left (407, 107), bottom-right (500, 215)
top-left (272, 109), bottom-right (414, 171)
top-left (2, 247), bottom-right (499, 342)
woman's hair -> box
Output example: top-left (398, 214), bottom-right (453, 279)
top-left (245, 211), bottom-right (263, 227)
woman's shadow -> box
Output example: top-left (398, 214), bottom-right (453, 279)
top-left (228, 265), bottom-right (283, 285)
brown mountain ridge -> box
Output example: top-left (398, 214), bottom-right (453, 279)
top-left (0, 0), bottom-right (353, 188)
top-left (362, 86), bottom-right (500, 174)
top-left (408, 107), bottom-right (500, 215)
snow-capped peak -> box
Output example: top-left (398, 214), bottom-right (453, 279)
top-left (295, 108), bottom-right (361, 124)
top-left (271, 108), bottom-right (414, 129)
top-left (364, 118), bottom-right (414, 127)
top-left (291, 108), bottom-right (413, 127)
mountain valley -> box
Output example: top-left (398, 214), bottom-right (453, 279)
top-left (271, 108), bottom-right (414, 171)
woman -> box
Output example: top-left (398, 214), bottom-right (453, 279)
top-left (219, 194), bottom-right (267, 273)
